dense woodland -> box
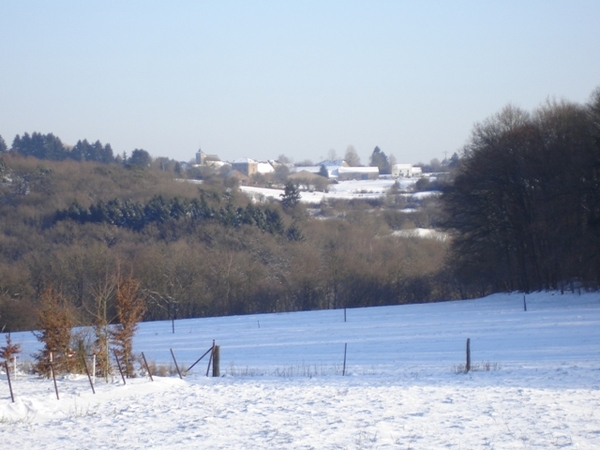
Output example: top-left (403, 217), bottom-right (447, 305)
top-left (0, 150), bottom-right (447, 333)
top-left (443, 87), bottom-right (600, 294)
top-left (1, 86), bottom-right (599, 336)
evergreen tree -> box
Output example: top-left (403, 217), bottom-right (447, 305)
top-left (0, 334), bottom-right (21, 364)
top-left (10, 132), bottom-right (67, 160)
top-left (318, 164), bottom-right (329, 178)
top-left (100, 143), bottom-right (115, 163)
top-left (71, 139), bottom-right (91, 161)
top-left (44, 133), bottom-right (67, 160)
top-left (369, 146), bottom-right (391, 174)
top-left (127, 149), bottom-right (152, 169)
top-left (448, 152), bottom-right (460, 168)
top-left (0, 135), bottom-right (7, 153)
top-left (280, 181), bottom-right (301, 209)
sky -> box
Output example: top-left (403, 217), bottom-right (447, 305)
top-left (1, 1), bottom-right (599, 165)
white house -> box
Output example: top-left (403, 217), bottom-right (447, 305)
top-left (392, 164), bottom-right (422, 178)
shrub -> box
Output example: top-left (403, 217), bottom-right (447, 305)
top-left (33, 288), bottom-right (75, 377)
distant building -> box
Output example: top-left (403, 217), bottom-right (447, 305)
top-left (196, 149), bottom-right (221, 166)
top-left (392, 164), bottom-right (422, 178)
top-left (231, 158), bottom-right (258, 176)
top-left (225, 169), bottom-right (251, 184)
top-left (292, 160), bottom-right (380, 179)
top-left (317, 159), bottom-right (349, 168)
top-left (338, 166), bottom-right (379, 180)
top-left (256, 161), bottom-right (275, 174)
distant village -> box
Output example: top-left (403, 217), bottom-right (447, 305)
top-left (192, 150), bottom-right (422, 186)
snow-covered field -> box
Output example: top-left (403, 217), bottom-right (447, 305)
top-left (240, 177), bottom-right (416, 204)
top-left (2, 291), bottom-right (600, 449)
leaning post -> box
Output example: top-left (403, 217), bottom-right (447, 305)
top-left (113, 350), bottom-right (126, 385)
top-left (81, 354), bottom-right (96, 394)
top-left (170, 348), bottom-right (183, 379)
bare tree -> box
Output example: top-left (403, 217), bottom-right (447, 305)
top-left (442, 98), bottom-right (600, 293)
top-left (344, 146), bottom-right (361, 166)
top-left (277, 154), bottom-right (293, 164)
top-left (88, 269), bottom-right (117, 381)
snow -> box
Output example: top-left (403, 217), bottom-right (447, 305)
top-left (409, 190), bottom-right (441, 200)
top-left (391, 228), bottom-right (448, 241)
top-left (240, 178), bottom-right (415, 204)
top-left (2, 291), bottom-right (600, 448)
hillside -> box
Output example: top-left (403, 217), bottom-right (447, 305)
top-left (0, 154), bottom-right (449, 332)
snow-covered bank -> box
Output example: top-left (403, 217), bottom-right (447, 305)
top-left (2, 291), bottom-right (600, 448)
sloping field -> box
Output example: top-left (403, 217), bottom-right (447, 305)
top-left (2, 291), bottom-right (599, 449)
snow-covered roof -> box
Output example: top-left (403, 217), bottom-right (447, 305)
top-left (293, 166), bottom-right (321, 174)
top-left (316, 159), bottom-right (347, 167)
top-left (256, 162), bottom-right (275, 174)
top-left (338, 166), bottom-right (379, 175)
top-left (231, 157), bottom-right (257, 164)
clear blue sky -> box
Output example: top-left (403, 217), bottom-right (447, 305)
top-left (1, 1), bottom-right (599, 165)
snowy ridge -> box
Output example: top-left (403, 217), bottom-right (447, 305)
top-left (1, 291), bottom-right (600, 448)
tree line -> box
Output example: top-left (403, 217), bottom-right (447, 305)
top-left (53, 194), bottom-right (289, 237)
top-left (2, 131), bottom-right (160, 171)
top-left (441, 87), bottom-right (600, 294)
top-left (10, 132), bottom-right (115, 163)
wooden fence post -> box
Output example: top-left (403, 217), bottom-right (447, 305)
top-left (81, 354), bottom-right (95, 394)
top-left (186, 345), bottom-right (213, 373)
top-left (170, 348), bottom-right (183, 379)
top-left (50, 352), bottom-right (60, 400)
top-left (206, 340), bottom-right (215, 377)
top-left (212, 345), bottom-right (220, 377)
top-left (141, 352), bottom-right (154, 381)
top-left (113, 350), bottom-right (126, 385)
top-left (4, 361), bottom-right (14, 403)
top-left (466, 338), bottom-right (471, 373)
